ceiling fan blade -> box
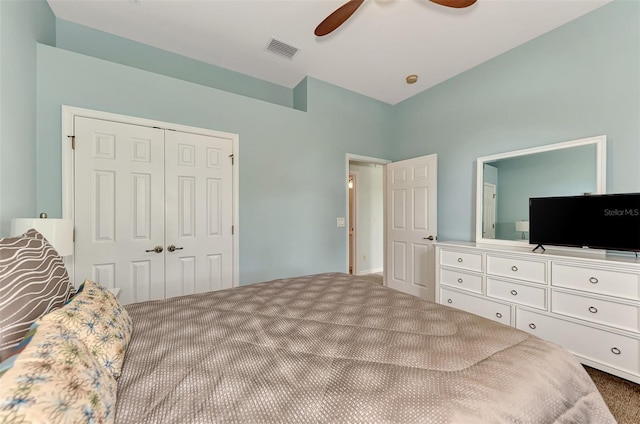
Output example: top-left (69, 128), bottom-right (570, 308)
top-left (315, 0), bottom-right (365, 37)
top-left (429, 0), bottom-right (477, 8)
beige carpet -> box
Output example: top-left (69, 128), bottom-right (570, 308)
top-left (585, 366), bottom-right (640, 423)
top-left (357, 272), bottom-right (383, 285)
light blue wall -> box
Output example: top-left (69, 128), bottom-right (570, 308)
top-left (293, 77), bottom-right (308, 112)
top-left (0, 0), bottom-right (55, 235)
top-left (2, 0), bottom-right (638, 285)
top-left (390, 0), bottom-right (640, 242)
top-left (36, 44), bottom-right (393, 284)
top-left (483, 164), bottom-right (498, 186)
top-left (55, 18), bottom-right (295, 109)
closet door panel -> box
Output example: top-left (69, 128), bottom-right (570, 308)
top-left (74, 117), bottom-right (166, 305)
top-left (165, 131), bottom-right (234, 297)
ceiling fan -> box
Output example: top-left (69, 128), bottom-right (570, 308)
top-left (315, 0), bottom-right (478, 37)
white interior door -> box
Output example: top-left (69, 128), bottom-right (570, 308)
top-left (74, 115), bottom-right (235, 304)
top-left (386, 154), bottom-right (437, 300)
top-left (74, 117), bottom-right (166, 305)
top-left (483, 183), bottom-right (496, 239)
top-left (164, 131), bottom-right (234, 297)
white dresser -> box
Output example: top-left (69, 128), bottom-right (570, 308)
top-left (435, 241), bottom-right (640, 383)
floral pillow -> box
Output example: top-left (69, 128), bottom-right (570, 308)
top-left (0, 320), bottom-right (116, 423)
top-left (41, 280), bottom-right (133, 378)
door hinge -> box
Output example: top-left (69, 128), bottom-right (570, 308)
top-left (493, 194), bottom-right (496, 199)
top-left (229, 154), bottom-right (234, 165)
top-left (231, 225), bottom-right (235, 235)
top-left (73, 228), bottom-right (76, 242)
top-left (68, 135), bottom-right (75, 150)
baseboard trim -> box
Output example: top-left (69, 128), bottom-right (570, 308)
top-left (356, 267), bottom-right (383, 276)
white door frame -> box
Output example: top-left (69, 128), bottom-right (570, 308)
top-left (61, 105), bottom-right (240, 287)
top-left (345, 154), bottom-right (391, 282)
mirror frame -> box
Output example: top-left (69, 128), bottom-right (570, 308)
top-left (475, 135), bottom-right (607, 248)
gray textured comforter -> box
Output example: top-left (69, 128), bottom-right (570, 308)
top-left (115, 273), bottom-right (614, 423)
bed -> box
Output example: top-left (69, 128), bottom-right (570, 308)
top-left (0, 230), bottom-right (615, 423)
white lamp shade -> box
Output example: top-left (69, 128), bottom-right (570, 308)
top-left (515, 220), bottom-right (530, 232)
top-left (11, 218), bottom-right (74, 257)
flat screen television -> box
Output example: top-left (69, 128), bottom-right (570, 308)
top-left (529, 193), bottom-right (640, 252)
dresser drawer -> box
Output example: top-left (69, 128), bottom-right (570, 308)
top-left (486, 255), bottom-right (547, 284)
top-left (440, 288), bottom-right (511, 326)
top-left (487, 278), bottom-right (546, 310)
top-left (552, 263), bottom-right (640, 300)
top-left (551, 290), bottom-right (639, 332)
top-left (440, 269), bottom-right (483, 294)
top-left (440, 250), bottom-right (483, 272)
top-left (516, 309), bottom-right (639, 375)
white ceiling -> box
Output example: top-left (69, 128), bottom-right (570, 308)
top-left (47, 0), bottom-right (612, 105)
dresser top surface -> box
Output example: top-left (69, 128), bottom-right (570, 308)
top-left (436, 240), bottom-right (640, 267)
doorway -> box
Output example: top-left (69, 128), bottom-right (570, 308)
top-left (345, 153), bottom-right (438, 298)
top-left (348, 172), bottom-right (356, 274)
top-left (346, 154), bottom-right (389, 282)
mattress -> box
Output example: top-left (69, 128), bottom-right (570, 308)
top-left (115, 273), bottom-right (614, 423)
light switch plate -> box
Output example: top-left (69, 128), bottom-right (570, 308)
top-left (336, 217), bottom-right (346, 227)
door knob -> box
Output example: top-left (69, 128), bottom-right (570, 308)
top-left (167, 245), bottom-right (184, 252)
top-left (145, 246), bottom-right (163, 253)
top-left (423, 235), bottom-right (435, 241)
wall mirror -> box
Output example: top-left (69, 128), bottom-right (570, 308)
top-left (475, 135), bottom-right (607, 248)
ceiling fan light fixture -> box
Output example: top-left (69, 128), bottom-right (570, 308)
top-left (406, 74), bottom-right (418, 84)
top-left (314, 0), bottom-right (476, 37)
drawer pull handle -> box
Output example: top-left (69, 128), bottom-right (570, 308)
top-left (511, 265), bottom-right (518, 272)
top-left (457, 258), bottom-right (463, 263)
top-left (588, 306), bottom-right (598, 314)
top-left (529, 323), bottom-right (536, 330)
top-left (447, 299), bottom-right (453, 304)
top-left (589, 277), bottom-right (599, 284)
top-left (495, 312), bottom-right (502, 319)
top-left (611, 347), bottom-right (621, 355)
top-left (510, 290), bottom-right (518, 296)
top-left (457, 278), bottom-right (463, 283)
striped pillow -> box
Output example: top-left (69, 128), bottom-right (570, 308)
top-left (0, 321), bottom-right (38, 378)
top-left (0, 229), bottom-right (75, 362)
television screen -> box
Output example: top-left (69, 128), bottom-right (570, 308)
top-left (529, 193), bottom-right (640, 252)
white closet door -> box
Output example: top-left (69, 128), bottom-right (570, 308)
top-left (164, 131), bottom-right (234, 297)
top-left (74, 117), bottom-right (166, 304)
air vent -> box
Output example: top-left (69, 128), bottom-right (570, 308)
top-left (266, 38), bottom-right (300, 60)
